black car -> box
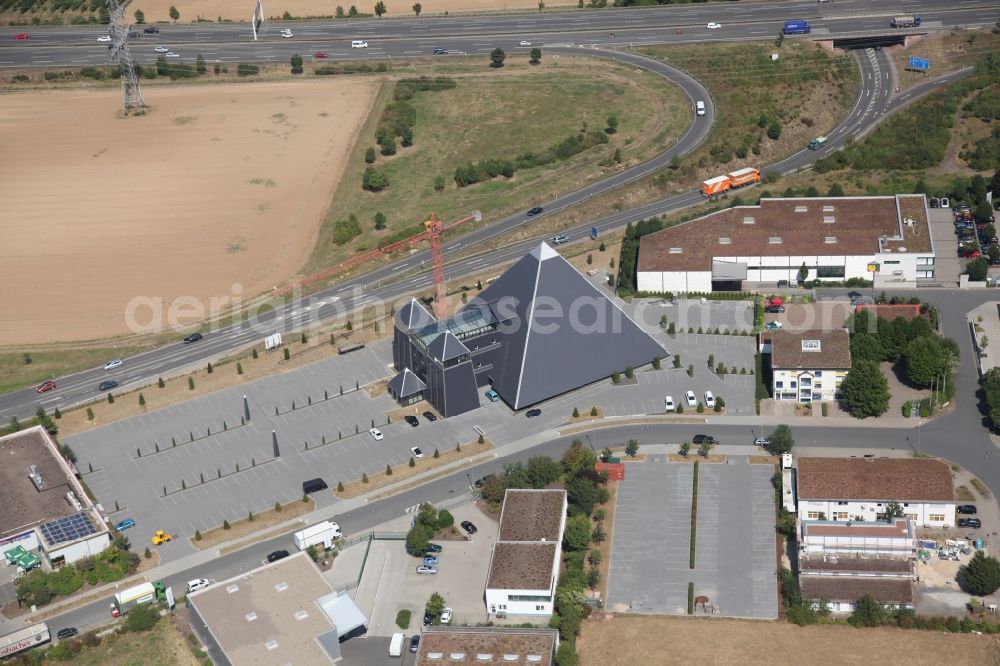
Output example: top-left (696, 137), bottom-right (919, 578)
top-left (957, 505), bottom-right (978, 515)
top-left (526, 408), bottom-right (542, 418)
top-left (461, 520), bottom-right (478, 535)
top-left (98, 380), bottom-right (119, 392)
top-left (425, 542), bottom-right (443, 553)
top-left (929, 197), bottom-right (940, 208)
top-left (56, 627), bottom-right (78, 640)
top-left (433, 48), bottom-right (446, 54)
top-left (526, 206), bottom-right (544, 216)
top-left (127, 31), bottom-right (140, 38)
top-left (423, 610), bottom-right (434, 625)
top-left (958, 518), bottom-right (982, 529)
top-left (266, 549), bottom-right (290, 562)
top-left (143, 26), bottom-right (159, 33)
top-left (183, 332), bottom-right (203, 343)
top-left (692, 434), bottom-right (715, 445)
top-left (764, 305), bottom-right (785, 313)
top-left (409, 634), bottom-right (421, 652)
top-left (404, 415), bottom-right (419, 427)
top-left (422, 411), bottom-right (437, 422)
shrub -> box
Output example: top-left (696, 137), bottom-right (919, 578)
top-left (237, 62), bottom-right (260, 77)
top-left (223, 519), bottom-right (231, 530)
top-left (396, 609), bottom-right (411, 629)
top-left (362, 167), bottom-right (389, 192)
top-left (332, 213), bottom-right (362, 244)
top-left (124, 602), bottom-right (160, 632)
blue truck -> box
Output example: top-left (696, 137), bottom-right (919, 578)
top-left (891, 15), bottom-right (921, 28)
top-left (782, 19), bottom-right (811, 35)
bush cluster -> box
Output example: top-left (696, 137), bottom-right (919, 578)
top-left (16, 540), bottom-right (139, 607)
top-left (453, 129), bottom-right (609, 188)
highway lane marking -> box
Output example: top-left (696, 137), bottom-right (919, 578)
top-left (392, 264), bottom-right (410, 272)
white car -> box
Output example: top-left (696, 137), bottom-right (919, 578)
top-left (103, 359), bottom-right (123, 371)
top-left (520, 40), bottom-right (531, 46)
top-left (281, 31), bottom-right (293, 38)
top-left (410, 446), bottom-right (424, 459)
top-left (441, 608), bottom-right (453, 625)
top-left (685, 390), bottom-right (697, 407)
top-left (704, 391), bottom-right (716, 408)
top-left (166, 51), bottom-right (180, 58)
top-left (186, 578), bottom-right (210, 593)
top-left (665, 395), bottom-right (675, 412)
top-left (154, 46), bottom-right (169, 53)
top-left (97, 35), bottom-right (112, 42)
top-left (351, 40), bottom-right (368, 48)
top-left (416, 565), bottom-right (438, 575)
top-left (369, 428), bottom-right (384, 441)
top-left (706, 22), bottom-right (722, 30)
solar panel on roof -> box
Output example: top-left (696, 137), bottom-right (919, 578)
top-left (40, 512), bottom-right (97, 545)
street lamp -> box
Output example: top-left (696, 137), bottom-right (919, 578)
top-left (585, 434), bottom-right (595, 452)
top-left (466, 473), bottom-right (474, 491)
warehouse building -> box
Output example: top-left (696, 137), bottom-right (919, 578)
top-left (637, 195), bottom-right (934, 293)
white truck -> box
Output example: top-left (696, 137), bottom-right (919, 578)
top-left (389, 632), bottom-right (405, 657)
top-left (293, 521), bottom-right (342, 551)
top-left (110, 581), bottom-right (165, 617)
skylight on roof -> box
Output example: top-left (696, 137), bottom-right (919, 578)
top-left (226, 584), bottom-right (239, 594)
top-left (275, 582), bottom-right (288, 592)
top-left (743, 216), bottom-right (755, 225)
top-left (669, 247), bottom-right (683, 254)
top-left (768, 237), bottom-right (782, 244)
top-left (823, 215), bottom-right (835, 224)
top-left (824, 237), bottom-right (837, 244)
top-left (265, 640), bottom-right (278, 651)
top-left (802, 340), bottom-right (822, 351)
top-left (794, 205), bottom-right (808, 212)
top-left (294, 610), bottom-right (308, 620)
top-left (823, 205), bottom-right (835, 212)
top-left (246, 612), bottom-right (258, 622)
top-left (719, 237), bottom-right (731, 244)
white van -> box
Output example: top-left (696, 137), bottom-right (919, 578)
top-left (351, 40), bottom-right (368, 48)
top-left (389, 632), bottom-right (405, 657)
top-left (695, 101), bottom-right (706, 116)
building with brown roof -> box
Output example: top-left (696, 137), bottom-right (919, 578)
top-left (415, 627), bottom-right (558, 665)
top-left (485, 490), bottom-right (567, 618)
top-left (797, 457), bottom-right (955, 528)
top-left (799, 576), bottom-right (914, 613)
top-left (766, 329), bottom-right (851, 402)
top-left (636, 195), bottom-right (935, 294)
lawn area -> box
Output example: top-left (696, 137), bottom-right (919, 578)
top-left (306, 55), bottom-right (687, 273)
top-left (58, 619), bottom-right (200, 666)
top-left (0, 346), bottom-right (147, 395)
top-left (577, 614), bottom-right (1000, 665)
top-left (640, 40), bottom-right (857, 189)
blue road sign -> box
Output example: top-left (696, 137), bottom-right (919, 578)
top-left (908, 56), bottom-right (930, 71)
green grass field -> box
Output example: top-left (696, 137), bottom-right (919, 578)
top-left (306, 57), bottom-right (687, 272)
top-left (0, 346), bottom-right (146, 395)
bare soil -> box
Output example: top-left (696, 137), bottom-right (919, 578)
top-left (0, 79), bottom-right (377, 345)
top-left (577, 614), bottom-right (1000, 665)
top-left (190, 497), bottom-right (314, 549)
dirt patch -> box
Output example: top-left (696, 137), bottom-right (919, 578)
top-left (749, 455), bottom-right (779, 465)
top-left (667, 454), bottom-right (726, 463)
top-left (334, 440), bottom-right (493, 499)
top-left (365, 378), bottom-right (391, 399)
top-left (0, 79), bottom-right (377, 345)
top-left (577, 614), bottom-right (1000, 665)
top-left (957, 485), bottom-right (976, 501)
top-left (190, 497), bottom-right (314, 550)
top-left (568, 406), bottom-right (606, 421)
top-left (135, 549), bottom-right (161, 574)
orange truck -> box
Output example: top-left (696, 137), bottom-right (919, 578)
top-left (701, 167), bottom-right (761, 197)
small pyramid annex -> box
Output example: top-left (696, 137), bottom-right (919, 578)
top-left (390, 242), bottom-right (666, 417)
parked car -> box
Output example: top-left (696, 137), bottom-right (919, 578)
top-left (422, 555), bottom-right (439, 566)
top-left (423, 610), bottom-right (434, 625)
top-left (404, 415), bottom-right (419, 427)
top-left (416, 564), bottom-right (438, 575)
top-left (765, 321), bottom-right (782, 330)
top-left (183, 332), bottom-right (203, 343)
top-left (114, 518), bottom-right (135, 531)
top-left (440, 608), bottom-right (453, 624)
top-left (143, 26), bottom-right (160, 33)
top-left (685, 390), bottom-right (697, 407)
top-left (409, 635), bottom-right (421, 652)
top-left (485, 388), bottom-right (500, 402)
top-left (36, 380), bottom-right (57, 394)
top-left (422, 411), bottom-right (438, 422)
top-left (958, 518), bottom-right (982, 529)
top-left (526, 408), bottom-right (542, 418)
top-left (410, 446), bottom-right (424, 459)
top-left (56, 628), bottom-right (78, 640)
top-left (98, 380), bottom-right (119, 392)
top-left (187, 578), bottom-right (210, 593)
top-left (764, 305), bottom-right (785, 313)
top-left (957, 505), bottom-right (978, 515)
top-left (929, 197), bottom-right (940, 208)
top-left (704, 391), bottom-right (715, 408)
top-left (754, 437), bottom-right (770, 447)
top-left (266, 549), bottom-right (290, 562)
top-left (941, 197), bottom-right (950, 208)
top-left (369, 427), bottom-right (384, 440)
top-left (103, 358), bottom-right (123, 370)
top-left (664, 395), bottom-right (675, 411)
top-left (461, 520), bottom-right (478, 535)
top-left (692, 434), bottom-right (715, 445)
top-left (425, 543), bottom-right (443, 553)
top-left (527, 206), bottom-right (544, 216)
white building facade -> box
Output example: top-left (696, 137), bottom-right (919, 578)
top-left (799, 499), bottom-right (954, 528)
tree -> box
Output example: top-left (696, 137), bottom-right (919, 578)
top-left (196, 53), bottom-right (206, 75)
top-left (349, 5), bottom-right (359, 17)
top-left (767, 120), bottom-right (782, 140)
top-left (489, 48), bottom-right (506, 68)
top-left (827, 183), bottom-right (845, 197)
top-left (625, 439), bottom-right (639, 457)
top-left (698, 441), bottom-right (711, 457)
top-left (365, 146), bottom-right (377, 163)
top-left (169, 5), bottom-right (179, 21)
top-left (481, 473), bottom-right (508, 503)
top-left (883, 500), bottom-right (904, 520)
top-left (526, 456), bottom-right (562, 488)
top-left (290, 53), bottom-right (303, 74)
top-left (840, 359), bottom-right (890, 418)
top-left (679, 441), bottom-right (691, 457)
top-left (848, 594), bottom-right (888, 627)
top-left (134, 9), bottom-right (145, 23)
top-left (563, 514), bottom-right (591, 551)
top-left (362, 167), bottom-right (389, 191)
top-left (766, 424), bottom-right (794, 456)
top-left (903, 336), bottom-right (948, 388)
top-left (374, 211), bottom-right (387, 230)
top-left (561, 440), bottom-right (596, 475)
top-left (529, 47), bottom-right (542, 65)
top-left (960, 550), bottom-right (1000, 596)
top-left (405, 524), bottom-right (431, 555)
top-left (374, 1), bottom-right (387, 16)
top-left (797, 262), bottom-right (808, 284)
top-left (976, 201), bottom-right (994, 223)
top-left (425, 592), bottom-right (446, 624)
top-left (566, 477), bottom-right (600, 516)
top-left (124, 602), bottom-right (160, 632)
top-left (412, 2), bottom-right (421, 15)
top-left (967, 257), bottom-right (989, 281)
top-left (606, 114), bottom-right (619, 134)
top-left (849, 333), bottom-right (885, 365)
top-left (379, 135), bottom-right (397, 156)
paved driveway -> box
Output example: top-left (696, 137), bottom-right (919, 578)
top-left (928, 207), bottom-right (962, 286)
top-left (607, 455), bottom-right (777, 619)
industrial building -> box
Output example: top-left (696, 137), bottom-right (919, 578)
top-left (416, 627), bottom-right (558, 665)
top-left (637, 195), bottom-right (934, 293)
top-left (391, 242), bottom-right (665, 416)
top-left (0, 426), bottom-right (111, 568)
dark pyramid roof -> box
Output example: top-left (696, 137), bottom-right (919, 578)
top-left (427, 330), bottom-right (471, 363)
top-left (396, 298), bottom-right (435, 331)
top-left (468, 242), bottom-right (665, 409)
top-left (388, 368), bottom-right (426, 398)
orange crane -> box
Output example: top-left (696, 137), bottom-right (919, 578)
top-left (424, 211), bottom-right (482, 319)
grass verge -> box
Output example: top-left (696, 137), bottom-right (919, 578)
top-left (689, 460), bottom-right (699, 569)
top-left (971, 478), bottom-right (991, 497)
top-left (956, 485), bottom-right (976, 501)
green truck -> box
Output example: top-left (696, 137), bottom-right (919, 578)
top-left (808, 136), bottom-right (828, 150)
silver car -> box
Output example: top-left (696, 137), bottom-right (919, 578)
top-left (416, 565), bottom-right (438, 575)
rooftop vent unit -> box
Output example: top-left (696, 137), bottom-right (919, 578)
top-left (824, 237), bottom-right (837, 244)
top-left (801, 339), bottom-right (822, 352)
top-left (66, 491), bottom-right (82, 511)
top-left (669, 247), bottom-right (683, 254)
top-left (768, 237), bottom-right (782, 244)
top-left (794, 205), bottom-right (808, 213)
top-left (246, 612), bottom-right (258, 622)
top-left (743, 216), bottom-right (755, 225)
top-left (265, 640), bottom-right (278, 651)
top-left (27, 465), bottom-right (44, 491)
top-left (822, 205), bottom-right (835, 212)
top-left (823, 215), bottom-right (835, 224)
top-left (719, 237), bottom-right (731, 245)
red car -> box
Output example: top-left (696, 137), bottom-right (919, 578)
top-left (314, 51), bottom-right (327, 59)
top-left (15, 33), bottom-right (29, 40)
top-left (36, 380), bottom-right (57, 394)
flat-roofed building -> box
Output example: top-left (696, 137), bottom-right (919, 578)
top-left (416, 627), bottom-right (558, 665)
top-left (485, 490), bottom-right (567, 618)
top-left (800, 518), bottom-right (915, 557)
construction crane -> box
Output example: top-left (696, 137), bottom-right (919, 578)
top-left (424, 211), bottom-right (480, 319)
